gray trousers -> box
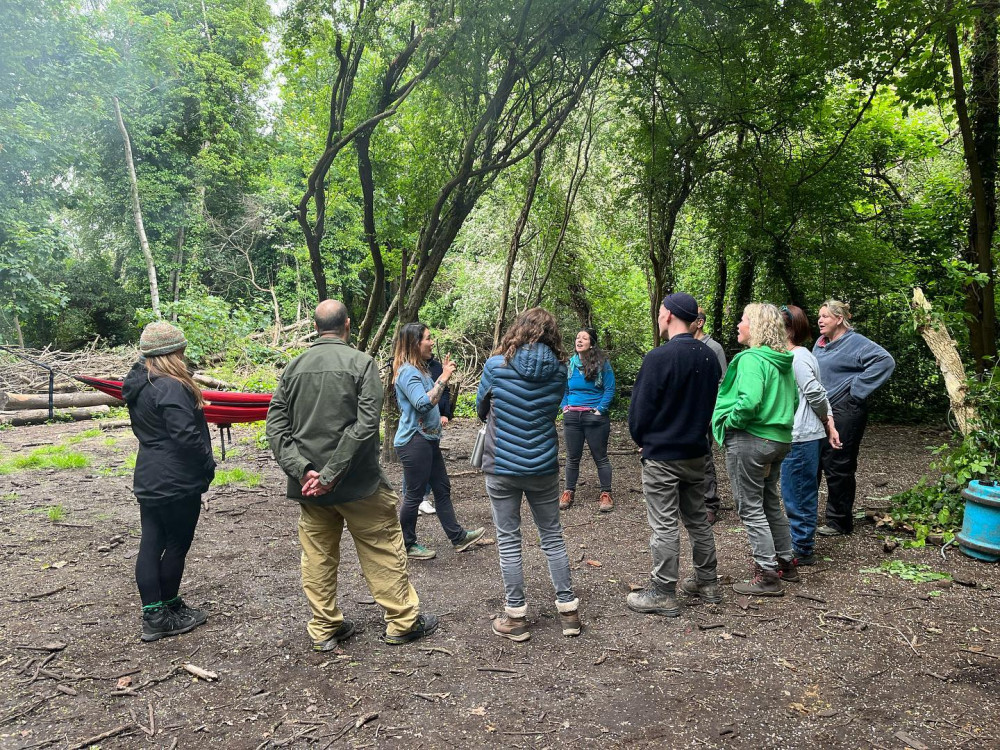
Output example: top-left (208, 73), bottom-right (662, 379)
top-left (703, 428), bottom-right (720, 513)
top-left (724, 431), bottom-right (793, 570)
top-left (485, 473), bottom-right (575, 608)
top-left (641, 457), bottom-right (718, 592)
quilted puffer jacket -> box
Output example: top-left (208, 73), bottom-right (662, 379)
top-left (476, 343), bottom-right (566, 476)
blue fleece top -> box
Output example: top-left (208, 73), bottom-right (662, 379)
top-left (812, 329), bottom-right (894, 405)
top-left (560, 356), bottom-right (616, 412)
top-left (394, 363), bottom-right (442, 447)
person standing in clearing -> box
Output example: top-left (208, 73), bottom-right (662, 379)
top-left (477, 308), bottom-right (581, 642)
top-left (266, 301), bottom-right (438, 649)
top-left (559, 328), bottom-right (616, 512)
top-left (122, 322), bottom-right (215, 642)
top-left (626, 294), bottom-right (722, 616)
top-left (813, 299), bottom-right (895, 537)
top-left (689, 308), bottom-right (727, 524)
top-left (417, 353), bottom-right (455, 516)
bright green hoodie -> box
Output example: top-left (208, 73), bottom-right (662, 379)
top-left (712, 346), bottom-right (797, 446)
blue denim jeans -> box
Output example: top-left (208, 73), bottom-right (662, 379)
top-left (485, 473), bottom-right (574, 608)
top-left (780, 439), bottom-right (823, 557)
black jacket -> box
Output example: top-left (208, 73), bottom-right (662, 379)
top-left (428, 357), bottom-right (454, 420)
top-left (122, 361), bottom-right (216, 505)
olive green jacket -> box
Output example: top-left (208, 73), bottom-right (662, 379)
top-left (266, 336), bottom-right (388, 504)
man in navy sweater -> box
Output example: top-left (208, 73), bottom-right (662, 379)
top-left (626, 293), bottom-right (722, 616)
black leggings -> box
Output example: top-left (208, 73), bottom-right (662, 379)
top-left (135, 496), bottom-right (202, 606)
top-left (563, 410), bottom-right (612, 492)
top-left (397, 434), bottom-right (463, 548)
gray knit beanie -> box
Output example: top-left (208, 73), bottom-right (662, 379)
top-left (139, 321), bottom-right (188, 357)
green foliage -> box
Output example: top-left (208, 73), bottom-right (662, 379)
top-left (0, 445), bottom-right (90, 474)
top-left (212, 467), bottom-right (262, 487)
top-left (452, 393), bottom-right (478, 419)
top-left (46, 505), bottom-right (67, 522)
top-left (860, 560), bottom-right (951, 584)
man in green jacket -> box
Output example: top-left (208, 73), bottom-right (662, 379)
top-left (266, 300), bottom-right (438, 650)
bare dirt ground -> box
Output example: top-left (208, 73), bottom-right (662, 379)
top-left (1, 417), bottom-right (999, 750)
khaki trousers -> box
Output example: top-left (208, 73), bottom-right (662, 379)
top-left (298, 484), bottom-right (419, 641)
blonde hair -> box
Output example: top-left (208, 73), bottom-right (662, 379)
top-left (391, 322), bottom-right (429, 383)
top-left (820, 299), bottom-right (852, 329)
top-left (744, 303), bottom-right (789, 352)
top-left (146, 349), bottom-right (205, 408)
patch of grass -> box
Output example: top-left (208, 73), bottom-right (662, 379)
top-left (2, 491), bottom-right (17, 501)
top-left (65, 428), bottom-right (103, 445)
top-left (124, 452), bottom-right (137, 469)
top-left (96, 405), bottom-right (130, 420)
top-left (212, 467), bottom-right (263, 488)
top-left (242, 420), bottom-right (268, 449)
top-left (47, 505), bottom-right (67, 522)
top-left (103, 437), bottom-right (117, 446)
top-left (0, 421), bottom-right (12, 432)
top-left (213, 444), bottom-right (243, 459)
top-left (859, 559), bottom-right (951, 584)
top-left (0, 444), bottom-right (91, 474)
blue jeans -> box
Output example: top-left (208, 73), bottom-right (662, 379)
top-left (485, 473), bottom-right (574, 608)
top-left (780, 439), bottom-right (823, 557)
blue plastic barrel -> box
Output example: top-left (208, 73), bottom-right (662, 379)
top-left (957, 480), bottom-right (1000, 562)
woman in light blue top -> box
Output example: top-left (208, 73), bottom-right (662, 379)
top-left (392, 323), bottom-right (484, 561)
top-left (559, 329), bottom-right (616, 512)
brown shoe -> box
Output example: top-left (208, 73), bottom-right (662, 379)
top-left (598, 492), bottom-right (614, 512)
top-left (492, 605), bottom-right (530, 642)
top-left (733, 563), bottom-right (783, 597)
top-left (556, 598), bottom-right (581, 636)
top-left (559, 490), bottom-right (574, 511)
top-left (777, 556), bottom-right (800, 582)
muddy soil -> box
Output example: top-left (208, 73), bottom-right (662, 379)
top-left (1, 418), bottom-right (998, 749)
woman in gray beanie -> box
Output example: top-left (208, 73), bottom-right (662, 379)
top-left (122, 321), bottom-right (216, 642)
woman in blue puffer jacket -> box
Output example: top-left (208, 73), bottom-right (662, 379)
top-left (477, 307), bottom-right (580, 643)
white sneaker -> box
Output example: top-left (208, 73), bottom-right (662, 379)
top-left (419, 499), bottom-right (436, 515)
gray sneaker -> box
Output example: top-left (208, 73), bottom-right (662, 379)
top-left (406, 543), bottom-right (437, 560)
top-left (626, 585), bottom-right (680, 616)
top-left (313, 619), bottom-right (356, 651)
top-left (680, 576), bottom-right (722, 604)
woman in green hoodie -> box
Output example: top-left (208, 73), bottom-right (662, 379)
top-left (712, 303), bottom-right (798, 596)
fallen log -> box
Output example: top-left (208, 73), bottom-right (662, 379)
top-left (193, 373), bottom-right (237, 390)
top-left (1, 391), bottom-right (123, 411)
top-left (0, 405), bottom-right (110, 426)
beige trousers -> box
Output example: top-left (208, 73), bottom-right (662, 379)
top-left (298, 484), bottom-right (419, 641)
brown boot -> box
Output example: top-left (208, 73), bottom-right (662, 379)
top-left (777, 556), bottom-right (800, 582)
top-left (491, 605), bottom-right (530, 642)
top-left (598, 492), bottom-right (614, 512)
top-left (559, 490), bottom-right (574, 511)
top-left (733, 563), bottom-right (783, 597)
top-left (556, 598), bottom-right (581, 636)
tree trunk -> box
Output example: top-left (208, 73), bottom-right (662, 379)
top-left (355, 129), bottom-right (386, 351)
top-left (729, 251), bottom-right (757, 352)
top-left (171, 225), bottom-right (185, 321)
top-left (12, 309), bottom-right (24, 348)
top-left (113, 96), bottom-right (160, 320)
top-left (712, 244), bottom-right (727, 342)
top-left (1, 391), bottom-right (122, 411)
top-left (0, 405), bottom-right (111, 426)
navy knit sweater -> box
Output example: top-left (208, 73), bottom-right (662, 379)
top-left (628, 333), bottom-right (721, 461)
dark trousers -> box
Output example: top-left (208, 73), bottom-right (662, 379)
top-left (703, 428), bottom-right (720, 513)
top-left (563, 410), bottom-right (612, 492)
top-left (820, 397), bottom-right (869, 533)
top-left (397, 434), bottom-right (463, 547)
top-left (136, 496), bottom-right (202, 606)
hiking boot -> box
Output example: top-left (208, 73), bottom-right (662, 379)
top-left (491, 605), bottom-right (530, 642)
top-left (733, 564), bottom-right (783, 597)
top-left (313, 619), bottom-right (356, 651)
top-left (777, 556), bottom-right (801, 582)
top-left (165, 597), bottom-right (208, 628)
top-left (556, 598), bottom-right (581, 636)
top-left (406, 543), bottom-right (437, 560)
top-left (382, 614), bottom-right (439, 645)
top-left (680, 576), bottom-right (723, 604)
top-left (559, 490), bottom-right (574, 510)
top-left (796, 552), bottom-right (817, 566)
top-left (141, 604), bottom-right (197, 642)
top-left (453, 527), bottom-right (485, 553)
top-left (816, 524), bottom-right (846, 537)
top-left (418, 499), bottom-right (436, 515)
top-left (598, 492), bottom-right (614, 512)
top-left (626, 585), bottom-right (680, 616)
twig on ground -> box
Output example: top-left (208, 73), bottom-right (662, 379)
top-left (11, 585), bottom-right (66, 602)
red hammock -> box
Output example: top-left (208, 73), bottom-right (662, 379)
top-left (75, 375), bottom-right (271, 426)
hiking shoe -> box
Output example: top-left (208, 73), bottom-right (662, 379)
top-left (817, 524), bottom-right (846, 537)
top-left (407, 543), bottom-right (437, 560)
top-left (559, 490), bottom-right (574, 511)
top-left (733, 564), bottom-right (783, 597)
top-left (165, 597), bottom-right (208, 628)
top-left (418, 499), bottom-right (436, 515)
top-left (626, 585), bottom-right (680, 616)
top-left (680, 576), bottom-right (723, 604)
top-left (777, 556), bottom-right (800, 582)
top-left (453, 527), bottom-right (485, 553)
top-left (556, 598), bottom-right (581, 636)
top-left (492, 605), bottom-right (530, 642)
top-left (141, 605), bottom-right (197, 642)
top-left (382, 614), bottom-right (439, 645)
top-left (598, 492), bottom-right (614, 512)
top-left (313, 620), bottom-right (356, 651)
top-left (796, 552), bottom-right (817, 566)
